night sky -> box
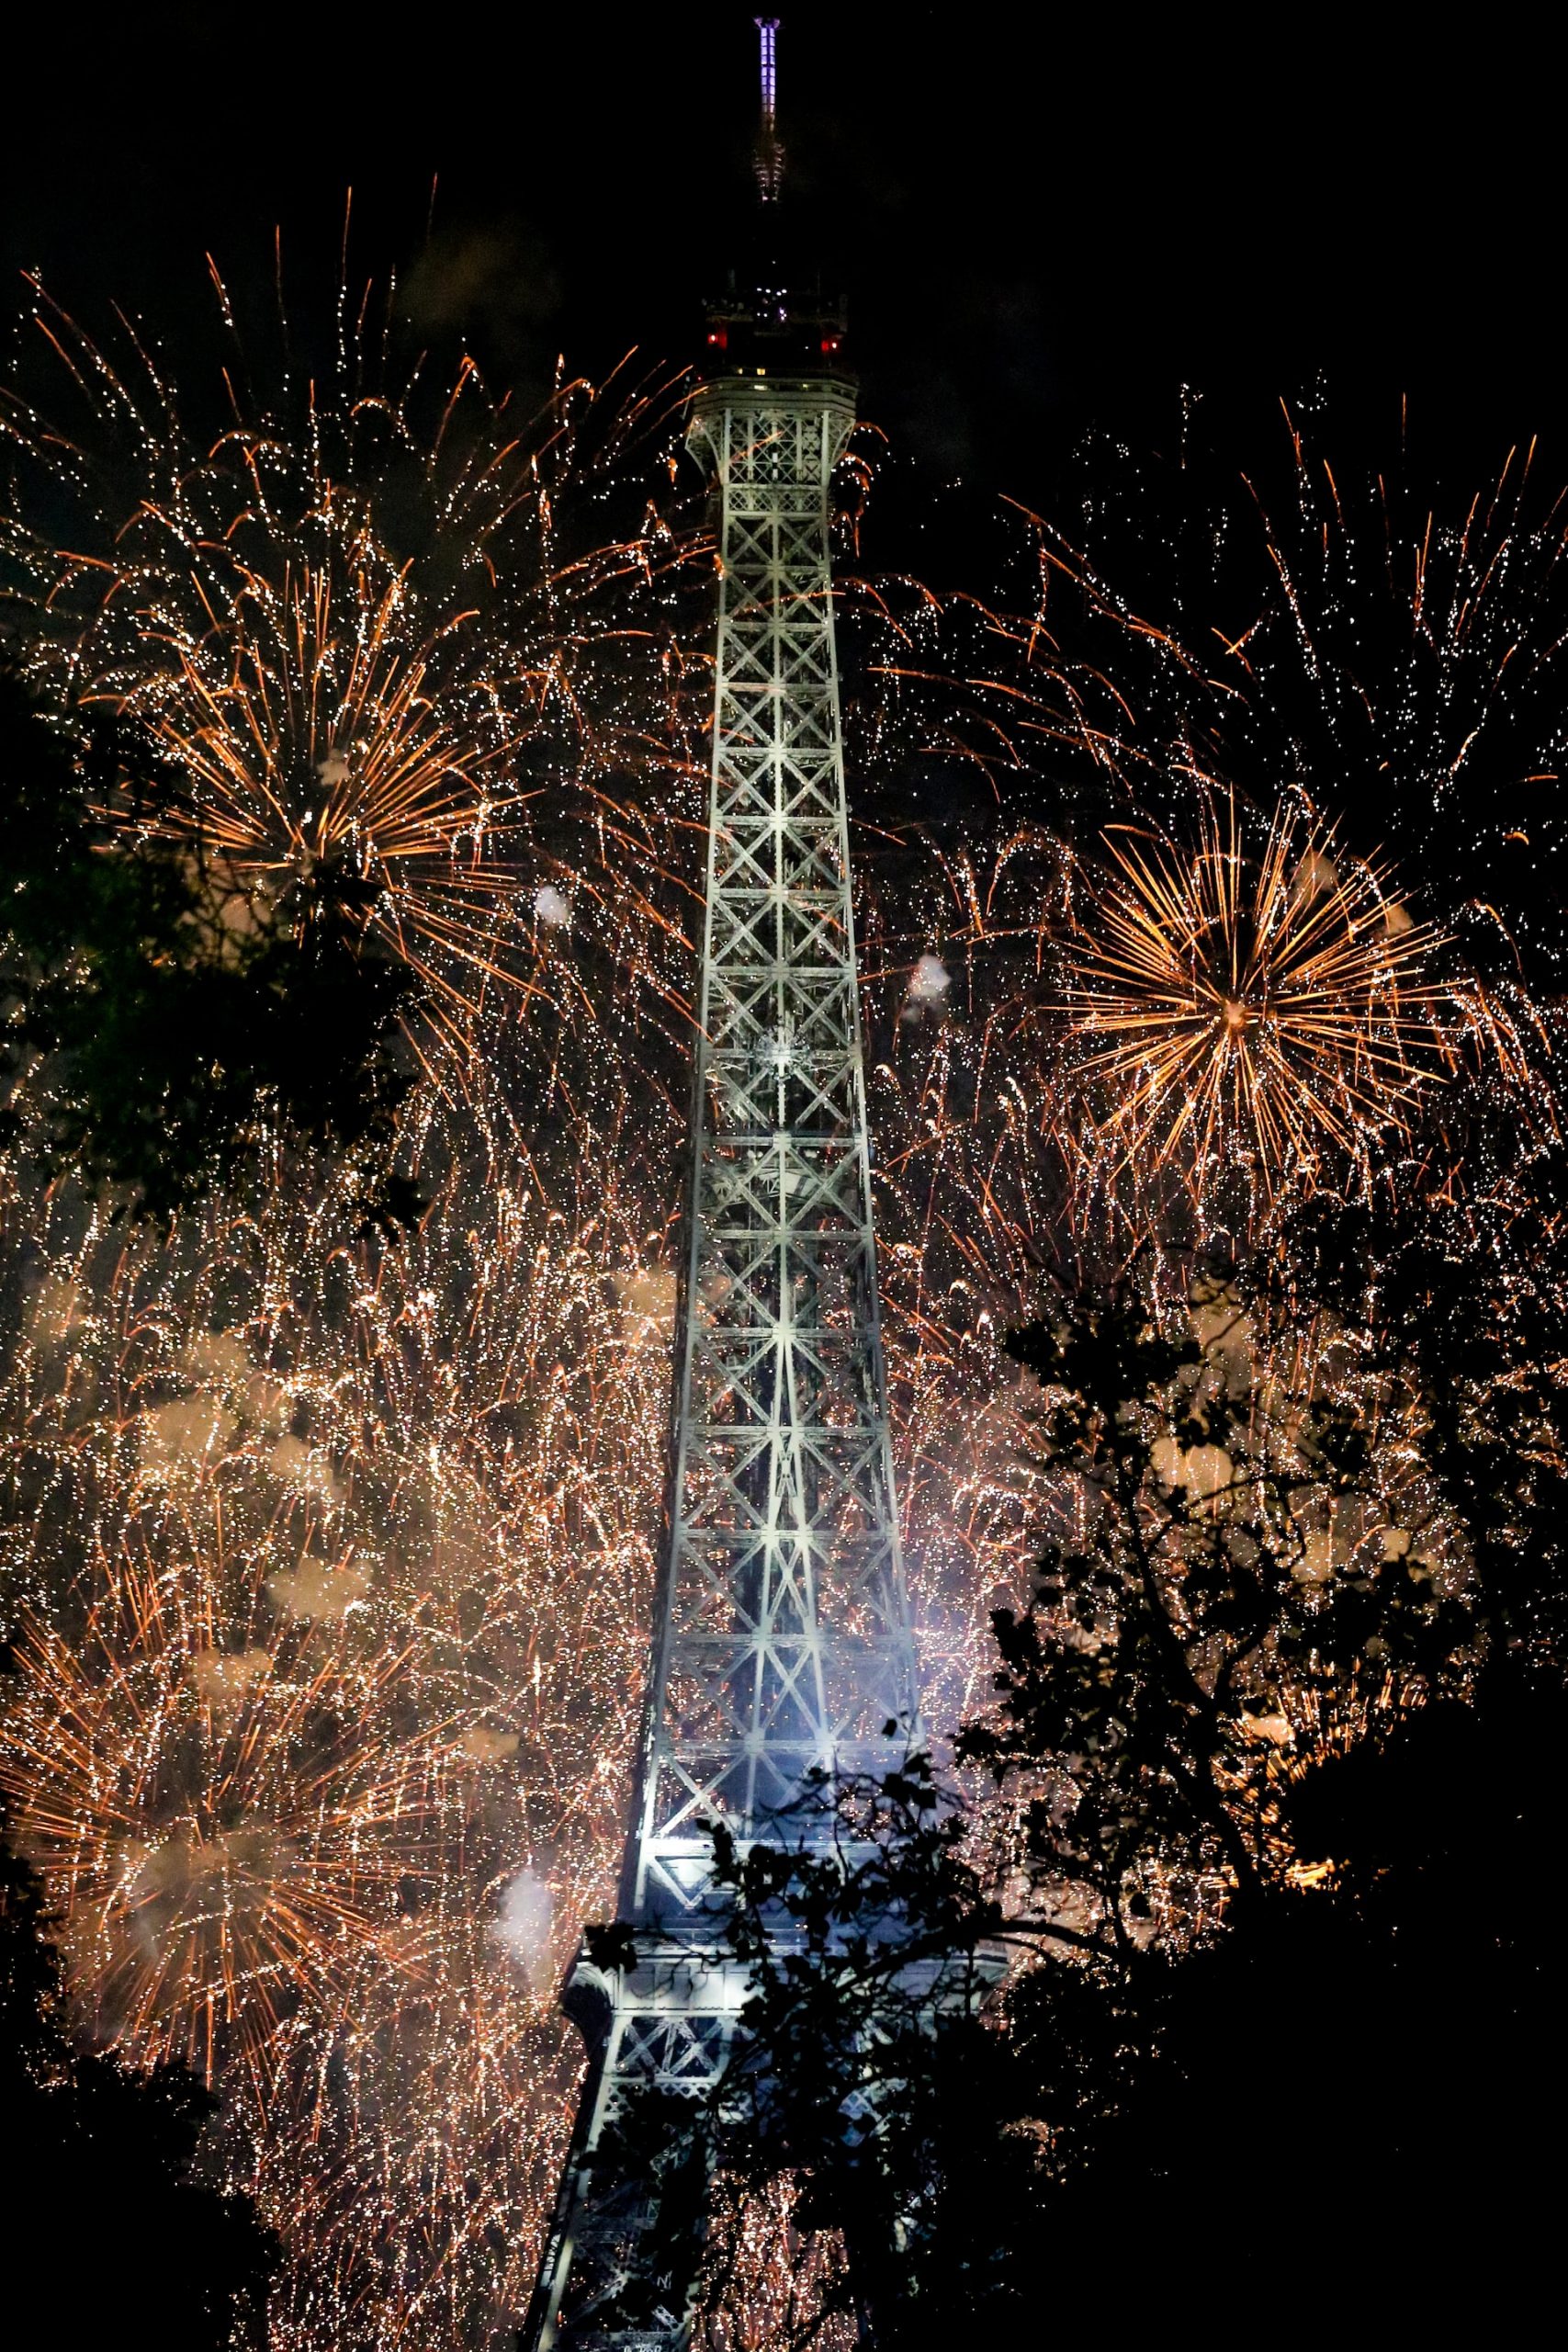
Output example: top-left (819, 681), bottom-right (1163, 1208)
top-left (6, 3), bottom-right (1561, 511)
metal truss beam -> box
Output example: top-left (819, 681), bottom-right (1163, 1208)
top-left (524, 376), bottom-right (916, 2351)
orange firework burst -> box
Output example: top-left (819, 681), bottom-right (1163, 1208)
top-left (2, 270), bottom-right (705, 1044)
top-left (1067, 796), bottom-right (1450, 1193)
top-left (119, 555), bottom-right (527, 1005)
top-left (0, 1031), bottom-right (680, 2346)
top-left (2, 1553), bottom-right (457, 2097)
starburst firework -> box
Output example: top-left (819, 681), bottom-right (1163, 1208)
top-left (2, 272), bottom-right (705, 1055)
top-left (0, 1051), bottom-right (679, 2343)
top-left (124, 555), bottom-right (526, 1004)
top-left (3, 1561), bottom-right (457, 2096)
top-left (1067, 797), bottom-right (1450, 1193)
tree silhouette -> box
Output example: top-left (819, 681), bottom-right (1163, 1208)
top-left (584, 1189), bottom-right (1568, 2342)
top-left (0, 1816), bottom-right (277, 2346)
top-left (1, 667), bottom-right (418, 1223)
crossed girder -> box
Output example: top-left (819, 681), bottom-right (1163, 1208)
top-left (525, 379), bottom-right (917, 2352)
top-left (635, 384), bottom-right (915, 1912)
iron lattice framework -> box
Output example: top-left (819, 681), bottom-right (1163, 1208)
top-left (523, 372), bottom-right (917, 2349)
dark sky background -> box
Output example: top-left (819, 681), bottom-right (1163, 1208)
top-left (5, 1), bottom-right (1561, 524)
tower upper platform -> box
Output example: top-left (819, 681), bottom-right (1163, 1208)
top-left (696, 14), bottom-right (853, 391)
top-left (698, 263), bottom-right (852, 389)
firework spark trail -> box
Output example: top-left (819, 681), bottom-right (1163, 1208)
top-left (0, 1001), bottom-right (1051, 2346)
top-left (5, 275), bottom-right (1563, 2346)
top-left (6, 1583), bottom-right (459, 2097)
top-left (2, 273), bottom-right (710, 1071)
top-left (1, 1051), bottom-right (680, 2343)
top-left (1051, 809), bottom-right (1547, 1245)
top-left (876, 403), bottom-right (1566, 1250)
top-left (0, 264), bottom-right (1044, 2346)
top-left (1066, 794), bottom-right (1447, 1186)
top-left (986, 401), bottom-right (1568, 997)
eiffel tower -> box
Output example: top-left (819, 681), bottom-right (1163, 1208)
top-left (523, 22), bottom-right (917, 2345)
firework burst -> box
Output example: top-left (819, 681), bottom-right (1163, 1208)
top-left (121, 555), bottom-right (529, 1006)
top-left (2, 271), bottom-right (706, 1063)
top-left (1066, 796), bottom-right (1448, 1194)
top-left (15, 258), bottom-right (1557, 2351)
top-left (2, 1559), bottom-right (458, 2098)
top-left (0, 1006), bottom-right (681, 2342)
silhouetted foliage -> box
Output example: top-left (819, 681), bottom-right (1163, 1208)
top-left (0, 667), bottom-right (418, 1221)
top-left (0, 1815), bottom-right (277, 2346)
top-left (585, 1202), bottom-right (1568, 2341)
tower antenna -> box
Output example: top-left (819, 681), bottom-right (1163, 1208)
top-left (754, 16), bottom-right (784, 200)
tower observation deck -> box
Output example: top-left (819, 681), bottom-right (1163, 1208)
top-left (522, 22), bottom-right (918, 2344)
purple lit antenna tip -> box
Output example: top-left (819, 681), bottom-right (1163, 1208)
top-left (753, 17), bottom-right (783, 201)
top-left (756, 17), bottom-right (780, 126)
